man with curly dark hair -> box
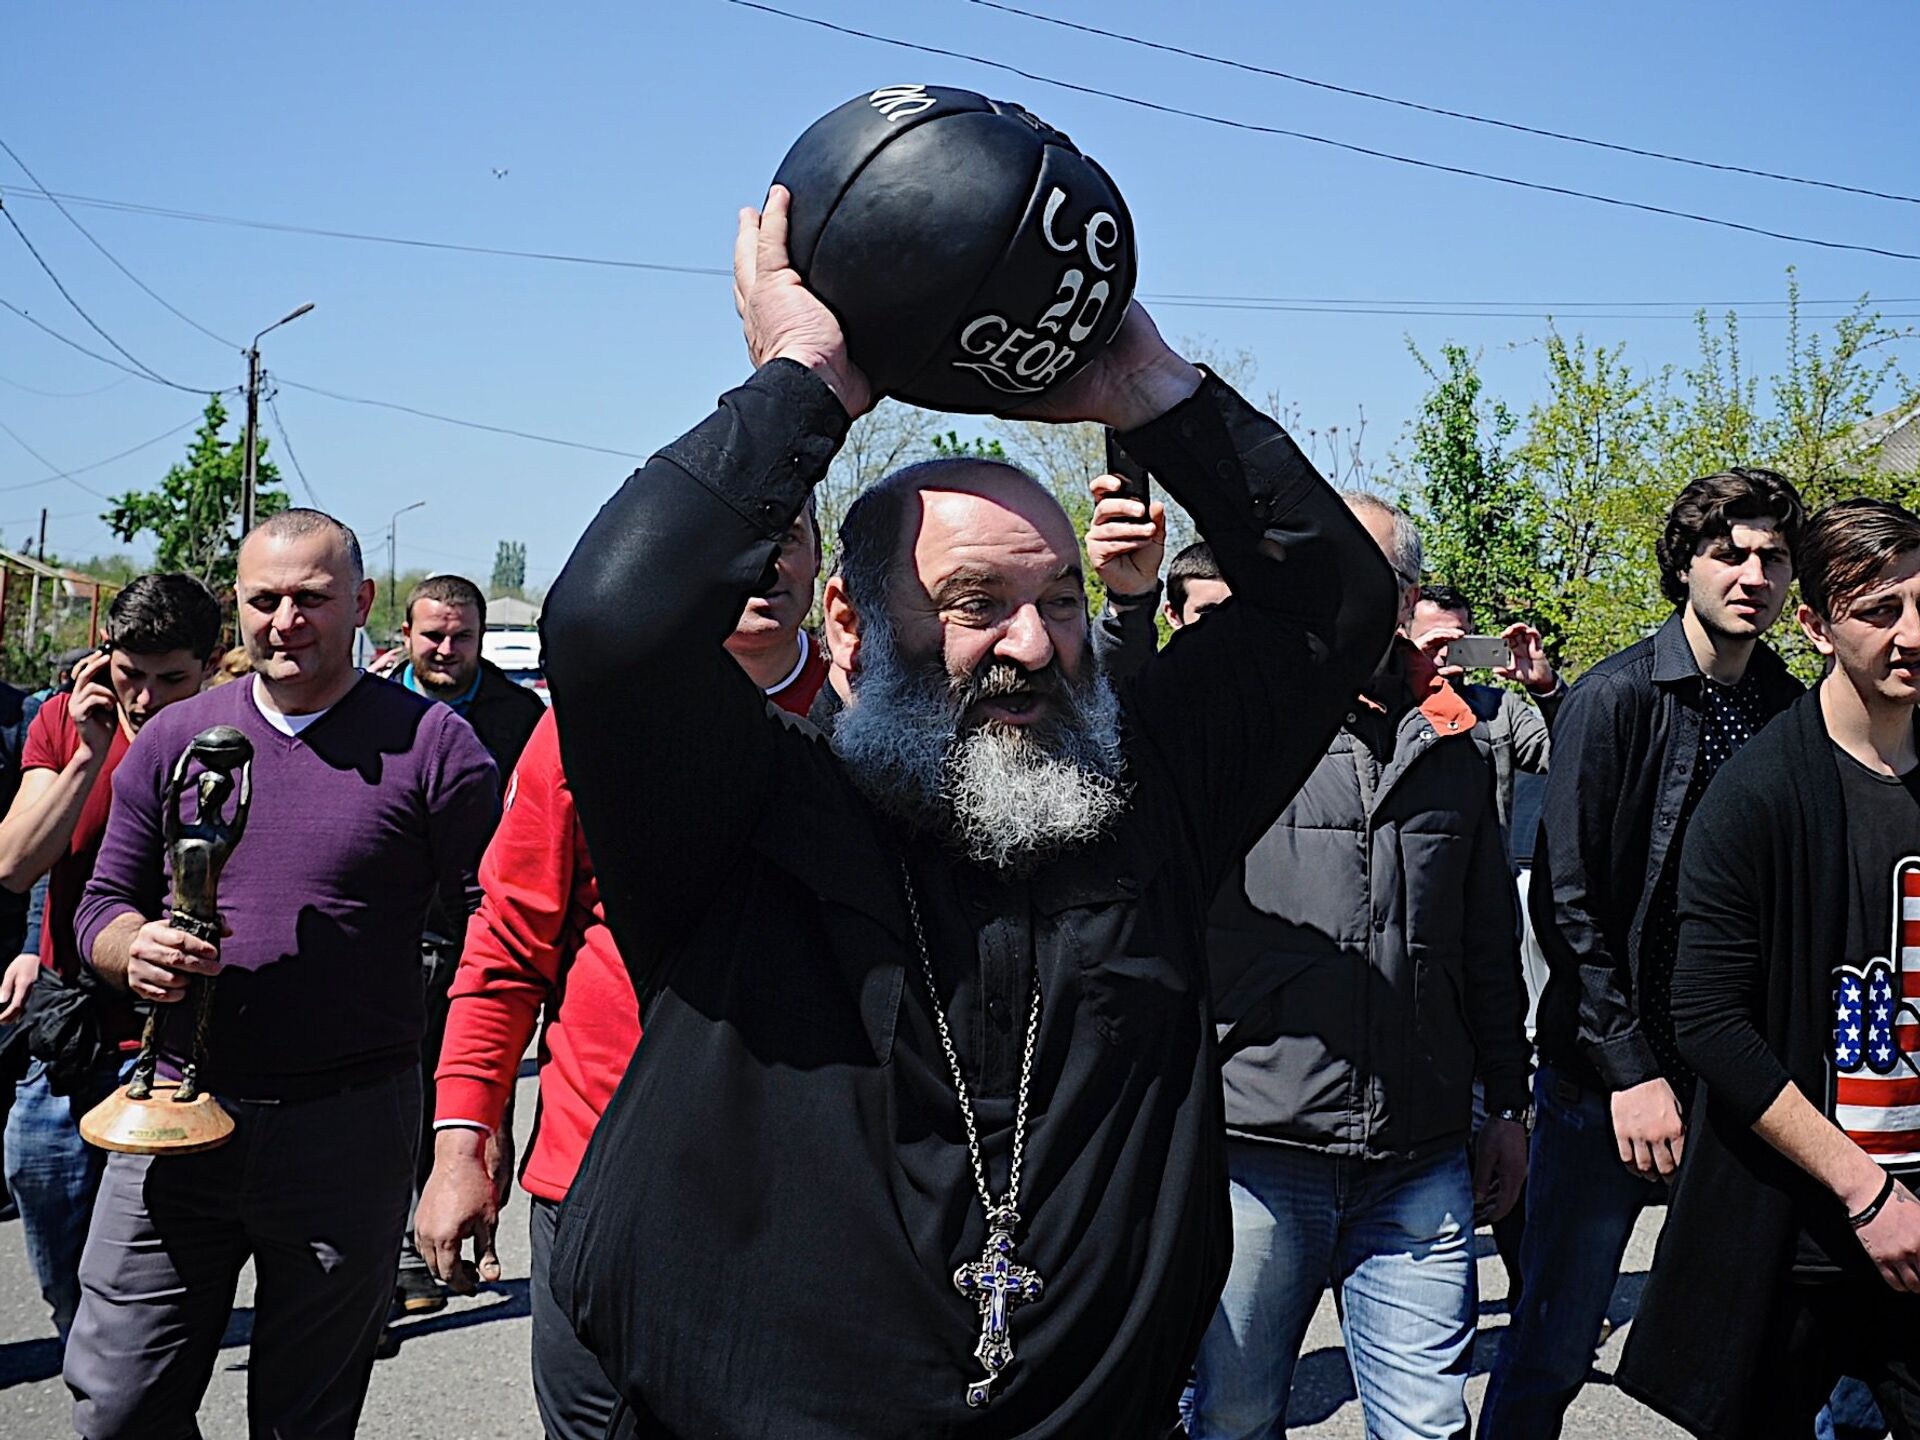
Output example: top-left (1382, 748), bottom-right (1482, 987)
top-left (1483, 466), bottom-right (1808, 1437)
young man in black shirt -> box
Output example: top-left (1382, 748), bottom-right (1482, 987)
top-left (1481, 468), bottom-right (1807, 1437)
top-left (1617, 498), bottom-right (1920, 1438)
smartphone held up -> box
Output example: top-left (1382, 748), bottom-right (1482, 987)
top-left (1443, 635), bottom-right (1514, 671)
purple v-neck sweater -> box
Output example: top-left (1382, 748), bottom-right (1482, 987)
top-left (76, 675), bottom-right (500, 1099)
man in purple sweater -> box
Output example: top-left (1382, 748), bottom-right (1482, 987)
top-left (61, 509), bottom-right (500, 1440)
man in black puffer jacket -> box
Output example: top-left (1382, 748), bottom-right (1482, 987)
top-left (1177, 495), bottom-right (1530, 1440)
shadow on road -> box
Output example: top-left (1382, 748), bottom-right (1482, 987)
top-left (0, 1335), bottom-right (61, 1388)
top-left (378, 1278), bottom-right (532, 1357)
top-left (0, 1277), bottom-right (537, 1389)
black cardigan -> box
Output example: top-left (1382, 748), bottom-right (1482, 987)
top-left (1617, 691), bottom-right (1912, 1436)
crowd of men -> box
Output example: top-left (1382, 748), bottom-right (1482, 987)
top-left (0, 188), bottom-right (1914, 1439)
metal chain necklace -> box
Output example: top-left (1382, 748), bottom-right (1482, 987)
top-left (900, 861), bottom-right (1045, 1409)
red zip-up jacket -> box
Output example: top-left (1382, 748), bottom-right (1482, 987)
top-left (434, 636), bottom-right (827, 1200)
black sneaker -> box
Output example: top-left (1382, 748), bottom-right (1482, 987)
top-left (394, 1265), bottom-right (447, 1316)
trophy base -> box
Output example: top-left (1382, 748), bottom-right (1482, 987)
top-left (80, 1083), bottom-right (235, 1155)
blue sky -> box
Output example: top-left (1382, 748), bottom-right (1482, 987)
top-left (3, 1), bottom-right (1916, 589)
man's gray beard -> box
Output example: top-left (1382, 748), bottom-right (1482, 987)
top-left (830, 616), bottom-right (1128, 871)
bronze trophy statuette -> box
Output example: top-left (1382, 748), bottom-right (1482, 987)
top-left (81, 725), bottom-right (253, 1155)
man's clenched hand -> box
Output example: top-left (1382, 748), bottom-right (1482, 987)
top-left (125, 920), bottom-right (221, 1004)
top-left (417, 1128), bottom-right (503, 1296)
top-left (1611, 1076), bottom-right (1685, 1180)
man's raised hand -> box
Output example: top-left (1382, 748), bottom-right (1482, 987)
top-left (735, 186), bottom-right (872, 420)
top-left (1003, 302), bottom-right (1201, 433)
top-left (1494, 622), bottom-right (1559, 696)
top-left (69, 649), bottom-right (118, 757)
top-left (1086, 474), bottom-right (1166, 601)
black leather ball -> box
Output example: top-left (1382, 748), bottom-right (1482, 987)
top-left (772, 85), bottom-right (1137, 415)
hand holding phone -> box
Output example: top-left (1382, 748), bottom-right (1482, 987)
top-left (1443, 635), bottom-right (1514, 671)
top-left (1103, 428), bottom-right (1152, 513)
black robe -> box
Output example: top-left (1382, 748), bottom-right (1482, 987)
top-left (539, 361), bottom-right (1397, 1438)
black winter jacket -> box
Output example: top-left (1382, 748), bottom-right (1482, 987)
top-left (1207, 661), bottom-right (1531, 1157)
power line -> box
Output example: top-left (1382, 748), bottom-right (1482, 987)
top-left (1, 292), bottom-right (636, 462)
top-left (0, 416), bottom-right (197, 496)
top-left (0, 372), bottom-right (131, 399)
top-left (0, 136), bottom-right (240, 348)
top-left (1145, 298), bottom-right (1920, 321)
top-left (0, 506), bottom-right (97, 528)
top-left (0, 293), bottom-right (227, 397)
top-left (264, 389), bottom-right (321, 508)
top-left (1, 183), bottom-right (1912, 315)
top-left (2, 185), bottom-right (733, 278)
top-left (723, 1), bottom-right (1920, 264)
top-left (0, 198), bottom-right (183, 387)
top-left (274, 378), bottom-right (646, 460)
top-left (0, 416), bottom-right (112, 499)
top-left (1141, 290), bottom-right (1920, 309)
top-left (968, 0), bottom-right (1920, 208)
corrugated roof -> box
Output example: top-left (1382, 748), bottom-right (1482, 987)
top-left (1851, 401), bottom-right (1920, 474)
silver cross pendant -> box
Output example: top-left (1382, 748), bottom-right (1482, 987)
top-left (951, 1208), bottom-right (1044, 1407)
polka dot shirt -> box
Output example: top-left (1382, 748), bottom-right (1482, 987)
top-left (1638, 676), bottom-right (1771, 1097)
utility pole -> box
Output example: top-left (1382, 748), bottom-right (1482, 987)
top-left (25, 507), bottom-right (45, 644)
top-left (241, 343), bottom-right (262, 536)
top-left (241, 302), bottom-right (315, 536)
top-left (387, 501), bottom-right (426, 641)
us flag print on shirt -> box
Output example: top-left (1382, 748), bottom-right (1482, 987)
top-left (1833, 856), bottom-right (1920, 1168)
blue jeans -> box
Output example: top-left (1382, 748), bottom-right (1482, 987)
top-left (1189, 1142), bottom-right (1476, 1440)
top-left (1479, 1064), bottom-right (1662, 1440)
top-left (2, 1054), bottom-right (127, 1341)
top-left (1818, 1377), bottom-right (1890, 1440)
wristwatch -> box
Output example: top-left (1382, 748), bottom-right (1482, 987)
top-left (1492, 1105), bottom-right (1534, 1133)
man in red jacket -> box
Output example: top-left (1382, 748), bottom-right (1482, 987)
top-left (414, 502), bottom-right (822, 1440)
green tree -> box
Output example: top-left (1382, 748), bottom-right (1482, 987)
top-left (491, 539), bottom-right (527, 595)
top-left (102, 395), bottom-right (287, 593)
top-left (928, 431), bottom-right (1006, 461)
top-left (1513, 331), bottom-right (1670, 665)
top-left (1394, 343), bottom-right (1539, 633)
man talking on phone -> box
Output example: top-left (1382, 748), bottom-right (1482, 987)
top-left (0, 576), bottom-right (222, 1345)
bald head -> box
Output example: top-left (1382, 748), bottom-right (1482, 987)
top-left (242, 508), bottom-right (365, 584)
top-left (837, 459), bottom-right (1074, 615)
top-left (237, 507), bottom-right (376, 714)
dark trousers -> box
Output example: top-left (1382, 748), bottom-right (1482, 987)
top-left (63, 1070), bottom-right (421, 1440)
top-left (530, 1195), bottom-right (620, 1440)
top-left (416, 941), bottom-right (460, 1197)
top-left (1481, 1064), bottom-right (1664, 1439)
top-left (398, 943), bottom-right (459, 1281)
top-left (1747, 1277), bottom-right (1920, 1440)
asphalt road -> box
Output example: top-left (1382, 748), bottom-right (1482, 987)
top-left (0, 1070), bottom-right (1685, 1438)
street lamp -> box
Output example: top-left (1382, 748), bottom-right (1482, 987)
top-left (387, 501), bottom-right (426, 641)
top-left (241, 301), bottom-right (316, 535)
